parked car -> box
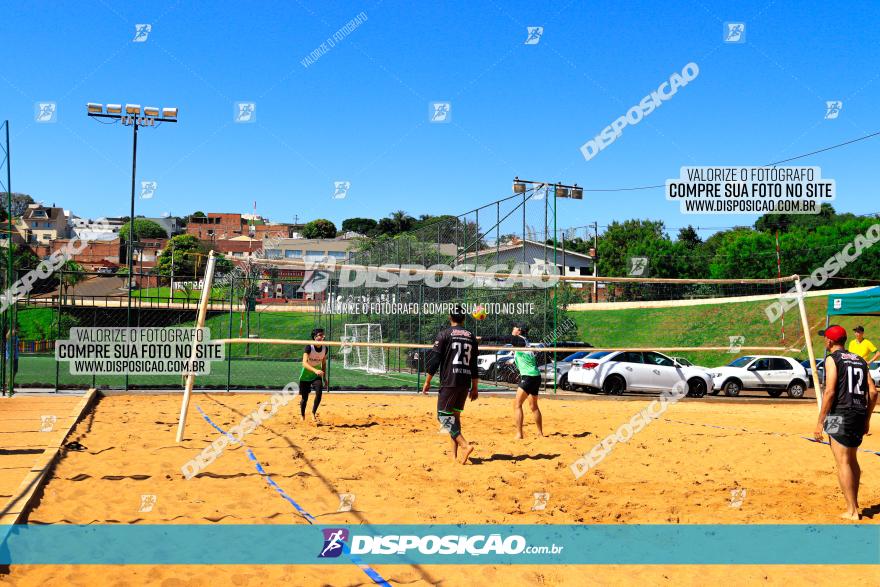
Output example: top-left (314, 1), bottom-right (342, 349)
top-left (96, 266), bottom-right (115, 275)
top-left (476, 345), bottom-right (514, 379)
top-left (539, 351), bottom-right (593, 390)
top-left (672, 356), bottom-right (708, 370)
top-left (534, 341), bottom-right (593, 365)
top-left (708, 356), bottom-right (808, 398)
top-left (491, 344), bottom-right (544, 383)
top-left (802, 358), bottom-right (880, 388)
top-left (800, 359), bottom-right (825, 387)
top-left (493, 355), bottom-right (520, 383)
top-left (568, 350), bottom-right (711, 397)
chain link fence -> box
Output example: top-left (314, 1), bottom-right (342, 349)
top-left (5, 189), bottom-right (593, 392)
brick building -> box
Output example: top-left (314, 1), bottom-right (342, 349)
top-left (50, 238), bottom-right (122, 269)
top-left (186, 213), bottom-right (248, 240)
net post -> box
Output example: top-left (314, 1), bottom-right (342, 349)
top-left (177, 251), bottom-right (217, 443)
top-left (793, 275), bottom-right (822, 410)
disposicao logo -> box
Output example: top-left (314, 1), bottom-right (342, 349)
top-left (319, 528), bottom-right (349, 558)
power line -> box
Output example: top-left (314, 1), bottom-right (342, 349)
top-left (581, 128), bottom-right (880, 192)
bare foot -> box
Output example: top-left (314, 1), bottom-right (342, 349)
top-left (840, 511), bottom-right (861, 521)
top-left (459, 445), bottom-right (474, 464)
top-left (311, 413), bottom-right (321, 426)
top-left (514, 431), bottom-right (524, 440)
top-left (300, 414), bottom-right (306, 423)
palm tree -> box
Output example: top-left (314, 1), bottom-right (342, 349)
top-left (390, 210), bottom-right (413, 234)
top-left (59, 260), bottom-right (85, 306)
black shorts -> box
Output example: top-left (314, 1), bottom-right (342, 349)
top-left (438, 386), bottom-right (469, 414)
top-left (299, 379), bottom-right (323, 394)
top-left (519, 375), bottom-right (541, 395)
top-left (824, 411), bottom-right (867, 448)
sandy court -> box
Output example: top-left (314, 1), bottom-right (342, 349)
top-left (3, 392), bottom-right (879, 585)
top-left (0, 395), bottom-right (83, 506)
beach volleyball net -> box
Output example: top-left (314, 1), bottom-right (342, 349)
top-left (198, 253), bottom-right (819, 393)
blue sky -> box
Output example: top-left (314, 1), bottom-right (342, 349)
top-left (1, 0), bottom-right (878, 239)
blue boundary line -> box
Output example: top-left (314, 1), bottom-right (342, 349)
top-left (194, 405), bottom-right (391, 586)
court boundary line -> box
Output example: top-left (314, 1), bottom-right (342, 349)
top-left (194, 405), bottom-right (391, 586)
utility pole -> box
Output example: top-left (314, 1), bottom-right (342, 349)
top-left (592, 222), bottom-right (598, 303)
top-left (3, 121), bottom-right (14, 395)
top-left (169, 247), bottom-right (175, 302)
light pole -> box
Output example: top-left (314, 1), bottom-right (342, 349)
top-left (169, 247), bottom-right (175, 303)
top-left (87, 103), bottom-right (178, 389)
top-left (2, 121), bottom-right (13, 395)
top-left (512, 178), bottom-right (583, 393)
top-left (591, 221), bottom-right (599, 303)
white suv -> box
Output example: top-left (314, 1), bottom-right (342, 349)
top-left (568, 350), bottom-right (712, 397)
top-left (708, 355), bottom-right (809, 398)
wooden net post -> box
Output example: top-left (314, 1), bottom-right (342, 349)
top-left (176, 251), bottom-right (217, 443)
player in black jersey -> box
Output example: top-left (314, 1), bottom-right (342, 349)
top-left (421, 305), bottom-right (479, 464)
top-left (814, 325), bottom-right (878, 520)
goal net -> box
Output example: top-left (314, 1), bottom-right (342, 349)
top-left (343, 323), bottom-right (387, 374)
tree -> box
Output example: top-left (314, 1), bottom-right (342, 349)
top-left (119, 218), bottom-right (167, 241)
top-left (0, 193), bottom-right (35, 217)
top-left (302, 219), bottom-right (337, 239)
top-left (341, 218), bottom-right (378, 235)
top-left (709, 230), bottom-right (778, 279)
top-left (59, 260), bottom-right (85, 304)
top-left (156, 234), bottom-right (234, 279)
top-left (754, 204), bottom-right (843, 233)
top-left (155, 235), bottom-right (206, 277)
top-left (597, 220), bottom-right (668, 277)
top-left (0, 243), bottom-right (39, 275)
top-left (214, 255), bottom-right (234, 275)
top-left (677, 225), bottom-right (702, 247)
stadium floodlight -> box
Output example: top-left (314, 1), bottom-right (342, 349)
top-left (85, 101), bottom-right (178, 391)
top-left (510, 175), bottom-right (584, 392)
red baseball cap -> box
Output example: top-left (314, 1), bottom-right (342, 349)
top-left (818, 325), bottom-right (847, 343)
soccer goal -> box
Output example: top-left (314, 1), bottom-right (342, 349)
top-left (343, 323), bottom-right (387, 374)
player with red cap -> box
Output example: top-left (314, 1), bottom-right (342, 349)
top-left (814, 324), bottom-right (878, 520)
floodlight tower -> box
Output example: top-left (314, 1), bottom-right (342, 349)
top-left (512, 177), bottom-right (584, 393)
top-left (87, 103), bottom-right (178, 389)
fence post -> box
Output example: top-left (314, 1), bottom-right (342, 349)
top-left (226, 275), bottom-right (233, 392)
top-left (522, 192), bottom-right (526, 264)
top-left (416, 283), bottom-right (423, 392)
top-left (55, 273), bottom-right (62, 393)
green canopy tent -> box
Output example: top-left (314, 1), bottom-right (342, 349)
top-left (826, 286), bottom-right (880, 324)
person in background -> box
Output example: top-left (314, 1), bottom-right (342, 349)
top-left (848, 326), bottom-right (879, 364)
